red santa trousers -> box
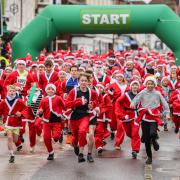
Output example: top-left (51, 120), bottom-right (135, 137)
top-left (28, 120), bottom-right (43, 148)
top-left (28, 123), bottom-right (36, 147)
top-left (95, 121), bottom-right (110, 149)
top-left (43, 122), bottom-right (62, 153)
top-left (114, 119), bottom-right (125, 147)
top-left (110, 105), bottom-right (117, 131)
top-left (123, 121), bottom-right (141, 152)
top-left (70, 116), bottom-right (89, 148)
top-left (20, 121), bottom-right (26, 135)
top-left (173, 115), bottom-right (180, 129)
top-left (34, 117), bottom-right (43, 136)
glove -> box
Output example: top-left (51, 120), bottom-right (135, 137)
top-left (125, 115), bottom-right (129, 120)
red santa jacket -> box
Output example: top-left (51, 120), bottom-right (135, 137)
top-left (115, 92), bottom-right (138, 122)
top-left (65, 87), bottom-right (98, 120)
top-left (168, 78), bottom-right (178, 91)
top-left (0, 98), bottom-right (26, 128)
top-left (171, 95), bottom-right (180, 116)
top-left (108, 81), bottom-right (129, 103)
top-left (31, 72), bottom-right (39, 84)
top-left (4, 70), bottom-right (34, 96)
top-left (106, 66), bottom-right (120, 76)
top-left (38, 70), bottom-right (59, 93)
top-left (98, 93), bottom-right (113, 122)
top-left (54, 79), bottom-right (66, 97)
top-left (169, 89), bottom-right (180, 116)
top-left (136, 106), bottom-right (164, 126)
top-left (93, 73), bottom-right (110, 87)
top-left (39, 95), bottom-right (64, 123)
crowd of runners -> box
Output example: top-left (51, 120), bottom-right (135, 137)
top-left (0, 47), bottom-right (179, 165)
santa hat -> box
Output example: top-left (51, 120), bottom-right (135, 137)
top-left (115, 71), bottom-right (124, 77)
top-left (38, 55), bottom-right (45, 62)
top-left (26, 53), bottom-right (32, 64)
top-left (130, 80), bottom-right (140, 89)
top-left (76, 53), bottom-right (83, 60)
top-left (94, 60), bottom-right (103, 67)
top-left (107, 50), bottom-right (115, 58)
top-left (30, 62), bottom-right (38, 67)
top-left (125, 58), bottom-right (133, 65)
top-left (54, 63), bottom-right (59, 67)
top-left (146, 57), bottom-right (154, 65)
top-left (58, 70), bottom-right (67, 76)
top-left (54, 55), bottom-right (64, 62)
top-left (16, 58), bottom-right (26, 65)
top-left (38, 61), bottom-right (45, 67)
top-left (144, 76), bottom-right (157, 86)
top-left (79, 66), bottom-right (86, 72)
top-left (65, 52), bottom-right (74, 60)
top-left (157, 60), bottom-right (165, 67)
top-left (161, 76), bottom-right (169, 84)
top-left (168, 57), bottom-right (175, 63)
top-left (45, 83), bottom-right (56, 92)
top-left (14, 83), bottom-right (22, 91)
top-left (5, 66), bottom-right (12, 72)
top-left (96, 82), bottom-right (105, 89)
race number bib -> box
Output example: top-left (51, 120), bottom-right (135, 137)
top-left (17, 76), bottom-right (27, 87)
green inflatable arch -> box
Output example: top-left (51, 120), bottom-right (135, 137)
top-left (12, 4), bottom-right (180, 65)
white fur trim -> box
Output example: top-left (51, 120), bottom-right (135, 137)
top-left (17, 60), bottom-right (26, 65)
top-left (161, 76), bottom-right (169, 84)
top-left (144, 76), bottom-right (157, 86)
top-left (130, 80), bottom-right (140, 88)
top-left (45, 83), bottom-right (56, 92)
top-left (96, 83), bottom-right (105, 89)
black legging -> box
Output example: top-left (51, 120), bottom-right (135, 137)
top-left (141, 121), bottom-right (158, 158)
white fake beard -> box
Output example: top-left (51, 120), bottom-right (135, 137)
top-left (138, 61), bottom-right (145, 68)
top-left (32, 91), bottom-right (41, 103)
top-left (94, 67), bottom-right (104, 76)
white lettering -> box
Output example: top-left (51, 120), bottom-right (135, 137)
top-left (91, 14), bottom-right (101, 24)
top-left (99, 14), bottom-right (110, 24)
top-left (82, 13), bottom-right (129, 25)
top-left (120, 14), bottom-right (129, 24)
top-left (82, 14), bottom-right (91, 24)
top-left (110, 14), bottom-right (120, 24)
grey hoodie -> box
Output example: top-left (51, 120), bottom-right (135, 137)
top-left (132, 88), bottom-right (170, 115)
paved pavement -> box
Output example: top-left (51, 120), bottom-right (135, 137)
top-left (0, 123), bottom-right (179, 180)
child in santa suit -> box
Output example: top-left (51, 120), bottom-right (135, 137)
top-left (13, 83), bottom-right (27, 151)
top-left (115, 80), bottom-right (141, 159)
top-left (108, 72), bottom-right (129, 141)
top-left (169, 84), bottom-right (180, 135)
top-left (95, 82), bottom-right (113, 154)
top-left (0, 85), bottom-right (26, 163)
top-left (58, 66), bottom-right (79, 136)
top-left (66, 73), bottom-right (98, 163)
top-left (4, 58), bottom-right (34, 96)
top-left (86, 71), bottom-right (103, 162)
top-left (131, 76), bottom-right (170, 164)
top-left (38, 59), bottom-right (59, 94)
top-left (39, 83), bottom-right (64, 160)
top-left (160, 76), bottom-right (171, 131)
top-left (23, 83), bottom-right (43, 152)
top-left (54, 70), bottom-right (67, 97)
